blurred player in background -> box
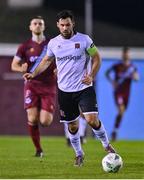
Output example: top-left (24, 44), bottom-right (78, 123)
top-left (106, 47), bottom-right (139, 141)
top-left (11, 16), bottom-right (56, 157)
top-left (23, 10), bottom-right (116, 167)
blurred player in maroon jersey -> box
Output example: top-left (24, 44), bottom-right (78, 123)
top-left (106, 47), bottom-right (139, 141)
top-left (11, 16), bottom-right (56, 157)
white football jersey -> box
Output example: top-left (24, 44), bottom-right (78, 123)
top-left (47, 32), bottom-right (93, 92)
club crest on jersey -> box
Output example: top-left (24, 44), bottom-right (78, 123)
top-left (25, 90), bottom-right (32, 104)
top-left (75, 43), bottom-right (80, 49)
top-left (25, 97), bottom-right (32, 104)
top-left (30, 56), bottom-right (38, 62)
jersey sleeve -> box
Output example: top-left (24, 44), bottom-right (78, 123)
top-left (15, 44), bottom-right (25, 61)
top-left (29, 45), bottom-right (47, 73)
top-left (46, 40), bottom-right (55, 57)
top-left (85, 35), bottom-right (98, 56)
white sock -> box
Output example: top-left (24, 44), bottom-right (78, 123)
top-left (64, 123), bottom-right (69, 138)
top-left (79, 116), bottom-right (87, 137)
top-left (68, 129), bottom-right (84, 157)
top-left (92, 121), bottom-right (109, 148)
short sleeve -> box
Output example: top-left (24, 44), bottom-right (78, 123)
top-left (85, 35), bottom-right (93, 49)
top-left (15, 44), bottom-right (26, 61)
top-left (46, 40), bottom-right (55, 57)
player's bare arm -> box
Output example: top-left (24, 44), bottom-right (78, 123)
top-left (89, 50), bottom-right (101, 79)
top-left (106, 71), bottom-right (117, 89)
top-left (105, 67), bottom-right (117, 88)
top-left (82, 46), bottom-right (101, 85)
top-left (23, 55), bottom-right (53, 80)
top-left (11, 57), bottom-right (28, 73)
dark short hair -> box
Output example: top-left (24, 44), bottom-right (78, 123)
top-left (56, 10), bottom-right (75, 22)
top-left (30, 16), bottom-right (44, 21)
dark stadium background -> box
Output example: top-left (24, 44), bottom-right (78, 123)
top-left (0, 0), bottom-right (144, 46)
top-left (44, 0), bottom-right (144, 31)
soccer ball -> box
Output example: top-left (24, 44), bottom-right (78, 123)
top-left (102, 153), bottom-right (123, 173)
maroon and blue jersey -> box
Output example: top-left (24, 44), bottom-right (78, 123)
top-left (15, 38), bottom-right (56, 111)
top-left (15, 38), bottom-right (56, 85)
top-left (109, 61), bottom-right (137, 107)
top-left (111, 62), bottom-right (137, 95)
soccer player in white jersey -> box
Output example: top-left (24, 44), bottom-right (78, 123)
top-left (23, 10), bottom-right (116, 167)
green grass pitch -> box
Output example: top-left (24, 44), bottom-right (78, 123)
top-left (0, 136), bottom-right (144, 179)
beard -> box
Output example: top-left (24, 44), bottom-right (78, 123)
top-left (61, 31), bottom-right (73, 39)
top-left (34, 32), bottom-right (41, 36)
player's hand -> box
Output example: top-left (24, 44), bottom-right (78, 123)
top-left (132, 72), bottom-right (139, 81)
top-left (82, 73), bottom-right (93, 85)
top-left (23, 73), bottom-right (34, 81)
top-left (21, 63), bottom-right (28, 73)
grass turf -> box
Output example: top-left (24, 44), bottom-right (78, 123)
top-left (0, 136), bottom-right (144, 179)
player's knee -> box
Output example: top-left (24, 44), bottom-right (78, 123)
top-left (87, 117), bottom-right (99, 128)
top-left (40, 117), bottom-right (53, 126)
top-left (119, 104), bottom-right (125, 114)
top-left (68, 123), bottom-right (78, 134)
top-left (28, 115), bottom-right (38, 124)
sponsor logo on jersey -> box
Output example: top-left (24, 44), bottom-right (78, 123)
top-left (25, 90), bottom-right (32, 104)
top-left (57, 55), bottom-right (82, 61)
top-left (29, 56), bottom-right (38, 62)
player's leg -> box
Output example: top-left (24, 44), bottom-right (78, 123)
top-left (58, 88), bottom-right (84, 166)
top-left (112, 94), bottom-right (126, 141)
top-left (64, 120), bottom-right (84, 166)
top-left (24, 82), bottom-right (43, 157)
top-left (40, 110), bottom-right (53, 126)
top-left (64, 123), bottom-right (71, 146)
top-left (67, 120), bottom-right (84, 166)
top-left (79, 114), bottom-right (87, 144)
top-left (27, 107), bottom-right (43, 157)
top-left (64, 115), bottom-right (87, 146)
top-left (84, 113), bottom-right (115, 153)
top-left (40, 90), bottom-right (56, 126)
top-left (112, 104), bottom-right (125, 141)
top-left (36, 91), bottom-right (56, 155)
top-left (79, 87), bottom-right (116, 153)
